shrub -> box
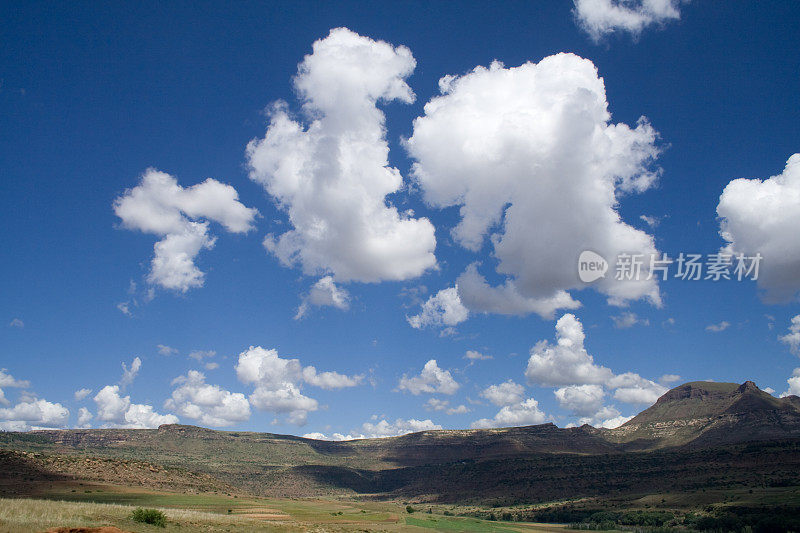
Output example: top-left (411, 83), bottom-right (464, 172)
top-left (130, 508), bottom-right (167, 527)
top-left (406, 505), bottom-right (415, 514)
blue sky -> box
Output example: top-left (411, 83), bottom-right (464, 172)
top-left (2, 1), bottom-right (800, 437)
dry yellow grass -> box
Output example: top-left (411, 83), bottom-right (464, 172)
top-left (0, 498), bottom-right (299, 532)
top-left (0, 496), bottom-right (576, 532)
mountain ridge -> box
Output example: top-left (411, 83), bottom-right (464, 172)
top-left (2, 380), bottom-right (800, 502)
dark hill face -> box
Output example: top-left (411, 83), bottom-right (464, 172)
top-left (608, 381), bottom-right (800, 448)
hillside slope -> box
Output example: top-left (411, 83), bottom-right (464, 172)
top-left (608, 381), bottom-right (800, 448)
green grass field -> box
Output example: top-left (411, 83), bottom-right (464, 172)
top-left (0, 482), bottom-right (576, 532)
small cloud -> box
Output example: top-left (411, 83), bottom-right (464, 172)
top-left (470, 398), bottom-right (548, 429)
top-left (639, 214), bottom-right (660, 228)
top-left (464, 350), bottom-right (493, 361)
top-left (0, 369), bottom-right (30, 389)
top-left (424, 399), bottom-right (471, 415)
top-left (611, 312), bottom-right (649, 329)
top-left (116, 302), bottom-right (132, 316)
top-left (76, 407), bottom-right (93, 428)
top-left (779, 315), bottom-right (800, 355)
top-left (705, 321), bottom-right (730, 333)
top-left (119, 357), bottom-right (142, 389)
top-left (764, 387), bottom-right (776, 395)
top-left (424, 398), bottom-right (449, 412)
top-left (399, 285), bottom-right (428, 309)
top-left (74, 388), bottom-right (92, 401)
top-left (573, 0), bottom-right (684, 41)
top-left (188, 350), bottom-right (216, 362)
top-left (662, 317), bottom-right (676, 328)
top-left (396, 360), bottom-right (460, 395)
top-left (659, 374), bottom-right (681, 385)
top-left (302, 367), bottom-right (364, 390)
top-left (780, 368), bottom-right (800, 398)
top-left (361, 417), bottom-right (442, 438)
top-left (8, 318), bottom-right (24, 328)
top-left (157, 344), bottom-right (178, 356)
top-left (294, 276), bottom-right (350, 320)
top-left (439, 327), bottom-right (458, 337)
top-left (406, 287), bottom-right (468, 332)
top-left (204, 362), bottom-right (219, 370)
top-left (480, 380), bottom-right (525, 407)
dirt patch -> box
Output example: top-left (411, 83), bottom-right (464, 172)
top-left (44, 526), bottom-right (131, 533)
top-left (235, 506), bottom-right (290, 520)
top-left (240, 513), bottom-right (291, 520)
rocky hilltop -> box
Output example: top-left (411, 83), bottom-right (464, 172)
top-left (608, 381), bottom-right (800, 448)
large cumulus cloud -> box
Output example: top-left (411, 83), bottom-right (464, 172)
top-left (717, 154), bottom-right (800, 303)
top-left (246, 28), bottom-right (436, 284)
top-left (407, 54), bottom-right (662, 318)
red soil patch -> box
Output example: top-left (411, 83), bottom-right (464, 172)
top-left (45, 526), bottom-right (130, 533)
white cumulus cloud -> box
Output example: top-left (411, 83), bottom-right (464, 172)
top-left (165, 370), bottom-right (250, 427)
top-left (0, 398), bottom-right (69, 431)
top-left (0, 369), bottom-right (30, 393)
top-left (525, 314), bottom-right (614, 386)
top-left (361, 417), bottom-right (442, 438)
top-left (396, 360), bottom-right (460, 395)
top-left (0, 369), bottom-right (30, 407)
top-left (76, 407), bottom-right (93, 428)
top-left (780, 368), bottom-right (800, 398)
top-left (554, 384), bottom-right (606, 417)
top-left (407, 54), bottom-right (662, 318)
top-left (295, 276), bottom-right (351, 320)
top-left (718, 154), bottom-right (800, 303)
top-left (406, 286), bottom-right (469, 330)
top-left (246, 28), bottom-right (436, 284)
top-left (573, 0), bottom-right (683, 41)
top-left (74, 388), bottom-right (92, 401)
top-left (302, 366), bottom-right (363, 390)
top-left (457, 265), bottom-right (581, 318)
top-left (480, 380), bottom-right (525, 407)
top-left (303, 432), bottom-right (362, 441)
top-left (93, 385), bottom-right (178, 429)
top-left (659, 374), bottom-right (681, 384)
top-left (464, 350), bottom-right (493, 361)
top-left (236, 346), bottom-right (362, 425)
top-left (607, 372), bottom-right (667, 404)
top-left (471, 398), bottom-right (548, 429)
top-left (705, 321), bottom-right (730, 333)
top-left (119, 356), bottom-right (142, 390)
top-left (581, 408), bottom-right (633, 429)
top-left (423, 398), bottom-right (468, 415)
top-left (113, 168), bottom-right (258, 292)
top-left (523, 313), bottom-right (669, 426)
top-left (779, 315), bottom-right (800, 355)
